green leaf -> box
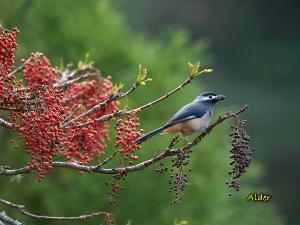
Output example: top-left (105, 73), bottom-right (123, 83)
top-left (77, 53), bottom-right (94, 68)
top-left (113, 83), bottom-right (125, 94)
top-left (136, 64), bottom-right (152, 85)
top-left (188, 61), bottom-right (214, 77)
top-left (188, 61), bottom-right (200, 77)
top-left (202, 68), bottom-right (213, 73)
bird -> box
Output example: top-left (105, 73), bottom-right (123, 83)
top-left (134, 92), bottom-right (225, 144)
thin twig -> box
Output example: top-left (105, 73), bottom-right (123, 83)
top-left (72, 76), bottom-right (195, 128)
top-left (63, 93), bottom-right (82, 103)
top-left (0, 211), bottom-right (23, 225)
top-left (0, 198), bottom-right (114, 223)
top-left (128, 76), bottom-right (194, 113)
top-left (0, 105), bottom-right (248, 176)
top-left (96, 151), bottom-right (119, 169)
top-left (54, 64), bottom-right (101, 91)
top-left (0, 118), bottom-right (13, 129)
top-left (61, 104), bottom-right (82, 124)
top-left (63, 82), bottom-right (139, 128)
top-left (54, 72), bottom-right (99, 91)
top-left (6, 57), bottom-right (32, 80)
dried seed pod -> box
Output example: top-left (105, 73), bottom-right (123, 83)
top-left (169, 171), bottom-right (188, 205)
top-left (107, 181), bottom-right (124, 206)
top-left (169, 147), bottom-right (192, 204)
top-left (226, 115), bottom-right (253, 194)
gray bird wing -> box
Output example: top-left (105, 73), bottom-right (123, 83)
top-left (165, 102), bottom-right (207, 126)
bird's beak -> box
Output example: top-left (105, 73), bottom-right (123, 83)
top-left (214, 95), bottom-right (226, 101)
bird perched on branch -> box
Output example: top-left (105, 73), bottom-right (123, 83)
top-left (135, 92), bottom-right (225, 144)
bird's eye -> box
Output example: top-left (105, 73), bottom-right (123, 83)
top-left (209, 96), bottom-right (212, 99)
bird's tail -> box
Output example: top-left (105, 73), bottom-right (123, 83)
top-left (135, 126), bottom-right (167, 145)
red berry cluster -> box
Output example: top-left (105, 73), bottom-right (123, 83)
top-left (1, 27), bottom-right (127, 180)
top-left (0, 28), bottom-right (18, 77)
top-left (0, 76), bottom-right (25, 111)
top-left (115, 109), bottom-right (143, 162)
top-left (23, 52), bottom-right (58, 86)
top-left (62, 77), bottom-right (119, 164)
top-left (16, 86), bottom-right (67, 181)
top-left (0, 28), bottom-right (25, 111)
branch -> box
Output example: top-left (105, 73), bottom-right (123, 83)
top-left (0, 198), bottom-right (115, 224)
top-left (62, 82), bottom-right (140, 128)
top-left (5, 57), bottom-right (32, 80)
top-left (0, 105), bottom-right (248, 176)
top-left (0, 218), bottom-right (5, 225)
top-left (0, 118), bottom-right (13, 129)
top-left (0, 212), bottom-right (22, 225)
top-left (128, 76), bottom-right (194, 113)
top-left (54, 72), bottom-right (98, 91)
top-left (73, 75), bottom-right (197, 128)
top-left (54, 64), bottom-right (101, 91)
top-left (95, 151), bottom-right (120, 169)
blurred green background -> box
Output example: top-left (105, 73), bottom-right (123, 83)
top-left (0, 0), bottom-right (297, 224)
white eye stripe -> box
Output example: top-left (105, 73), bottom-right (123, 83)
top-left (195, 94), bottom-right (217, 102)
top-left (202, 95), bottom-right (215, 101)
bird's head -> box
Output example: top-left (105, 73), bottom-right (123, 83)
top-left (195, 92), bottom-right (226, 104)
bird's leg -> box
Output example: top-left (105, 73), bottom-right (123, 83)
top-left (184, 136), bottom-right (189, 145)
top-left (202, 127), bottom-right (209, 134)
top-left (179, 132), bottom-right (189, 145)
top-left (177, 132), bottom-right (184, 144)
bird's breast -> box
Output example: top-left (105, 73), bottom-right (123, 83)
top-left (161, 112), bottom-right (211, 136)
top-left (181, 113), bottom-right (211, 135)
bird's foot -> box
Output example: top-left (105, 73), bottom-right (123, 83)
top-left (183, 136), bottom-right (189, 145)
top-left (202, 128), bottom-right (209, 134)
top-left (178, 133), bottom-right (189, 145)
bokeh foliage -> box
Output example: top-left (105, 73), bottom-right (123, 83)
top-left (0, 0), bottom-right (284, 224)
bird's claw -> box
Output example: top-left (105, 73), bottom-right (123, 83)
top-left (202, 128), bottom-right (209, 134)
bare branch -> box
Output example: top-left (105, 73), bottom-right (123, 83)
top-left (0, 105), bottom-right (248, 177)
top-left (0, 198), bottom-right (115, 224)
top-left (61, 104), bottom-right (82, 124)
top-left (63, 92), bottom-right (83, 103)
top-left (95, 151), bottom-right (119, 169)
top-left (72, 75), bottom-right (197, 128)
top-left (54, 72), bottom-right (98, 91)
top-left (0, 118), bottom-right (13, 129)
top-left (128, 76), bottom-right (194, 113)
top-left (0, 219), bottom-right (5, 225)
top-left (0, 211), bottom-right (23, 225)
top-left (54, 64), bottom-right (101, 91)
